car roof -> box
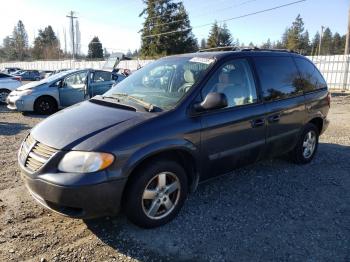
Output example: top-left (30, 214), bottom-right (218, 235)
top-left (164, 49), bottom-right (305, 61)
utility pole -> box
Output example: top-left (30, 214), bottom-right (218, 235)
top-left (318, 25), bottom-right (324, 56)
top-left (66, 11), bottom-right (78, 59)
top-left (63, 28), bottom-right (67, 55)
top-left (343, 6), bottom-right (350, 91)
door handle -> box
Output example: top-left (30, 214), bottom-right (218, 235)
top-left (268, 114), bottom-right (281, 123)
top-left (251, 118), bottom-right (265, 128)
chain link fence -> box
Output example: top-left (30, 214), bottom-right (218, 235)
top-left (308, 55), bottom-right (350, 90)
top-left (1, 56), bottom-right (350, 90)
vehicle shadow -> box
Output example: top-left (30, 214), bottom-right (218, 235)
top-left (0, 121), bottom-right (30, 136)
top-left (85, 142), bottom-right (350, 261)
top-left (21, 112), bottom-right (47, 119)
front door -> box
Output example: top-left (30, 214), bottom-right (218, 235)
top-left (59, 71), bottom-right (88, 107)
top-left (199, 58), bottom-right (267, 179)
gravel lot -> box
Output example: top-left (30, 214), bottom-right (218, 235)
top-left (0, 93), bottom-right (349, 261)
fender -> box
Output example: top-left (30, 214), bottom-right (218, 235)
top-left (121, 138), bottom-right (201, 190)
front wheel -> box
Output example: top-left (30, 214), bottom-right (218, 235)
top-left (34, 97), bottom-right (57, 114)
top-left (290, 123), bottom-right (319, 164)
top-left (124, 160), bottom-right (188, 228)
top-left (0, 89), bottom-right (10, 104)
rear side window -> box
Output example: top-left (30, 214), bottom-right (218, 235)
top-left (294, 58), bottom-right (327, 92)
top-left (254, 56), bottom-right (301, 101)
top-left (93, 71), bottom-right (112, 82)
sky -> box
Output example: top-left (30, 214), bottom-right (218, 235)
top-left (0, 0), bottom-right (348, 54)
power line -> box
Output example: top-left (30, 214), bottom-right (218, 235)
top-left (142, 0), bottom-right (307, 39)
top-left (150, 0), bottom-right (258, 29)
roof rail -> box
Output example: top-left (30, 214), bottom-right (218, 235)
top-left (197, 46), bottom-right (299, 54)
top-left (240, 47), bottom-right (298, 53)
top-left (197, 46), bottom-right (239, 52)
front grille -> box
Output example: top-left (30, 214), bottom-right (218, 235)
top-left (19, 134), bottom-right (58, 173)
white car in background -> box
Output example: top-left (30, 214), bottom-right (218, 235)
top-left (0, 72), bottom-right (22, 104)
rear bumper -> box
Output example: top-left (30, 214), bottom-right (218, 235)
top-left (321, 117), bottom-right (330, 135)
top-left (22, 172), bottom-right (127, 218)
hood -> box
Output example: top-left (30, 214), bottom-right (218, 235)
top-left (31, 100), bottom-right (147, 150)
top-left (17, 81), bottom-right (48, 91)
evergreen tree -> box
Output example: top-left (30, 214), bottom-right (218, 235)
top-left (285, 14), bottom-right (309, 53)
top-left (207, 22), bottom-right (233, 48)
top-left (12, 20), bottom-right (28, 60)
top-left (126, 49), bottom-right (133, 57)
top-left (332, 32), bottom-right (344, 54)
top-left (2, 36), bottom-right (16, 60)
top-left (88, 36), bottom-right (103, 59)
top-left (139, 0), bottom-right (197, 57)
top-left (261, 38), bottom-right (272, 49)
top-left (200, 38), bottom-right (206, 49)
top-left (32, 26), bottom-right (60, 59)
top-left (311, 31), bottom-right (320, 55)
top-left (320, 27), bottom-right (333, 55)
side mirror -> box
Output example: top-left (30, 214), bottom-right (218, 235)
top-left (194, 92), bottom-right (228, 112)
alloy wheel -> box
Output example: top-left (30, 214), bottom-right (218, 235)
top-left (302, 130), bottom-right (316, 159)
top-left (141, 172), bottom-right (181, 220)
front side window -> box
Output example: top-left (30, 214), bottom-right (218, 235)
top-left (294, 58), bottom-right (327, 92)
top-left (103, 57), bottom-right (214, 110)
top-left (201, 58), bottom-right (258, 108)
top-left (64, 71), bottom-right (88, 89)
top-left (254, 56), bottom-right (302, 101)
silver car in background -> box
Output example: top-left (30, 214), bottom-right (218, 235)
top-left (7, 69), bottom-right (126, 114)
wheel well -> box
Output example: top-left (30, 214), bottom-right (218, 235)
top-left (309, 117), bottom-right (323, 134)
top-left (122, 149), bottom-right (197, 203)
top-left (34, 95), bottom-right (58, 108)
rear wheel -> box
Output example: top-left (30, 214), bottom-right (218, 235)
top-left (34, 96), bottom-right (57, 114)
top-left (125, 160), bottom-right (188, 228)
top-left (289, 123), bottom-right (319, 164)
top-left (0, 89), bottom-right (10, 104)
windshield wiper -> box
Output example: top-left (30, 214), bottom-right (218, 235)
top-left (110, 93), bottom-right (161, 112)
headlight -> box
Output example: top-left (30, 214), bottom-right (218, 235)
top-left (58, 151), bottom-right (115, 173)
top-left (17, 89), bottom-right (33, 96)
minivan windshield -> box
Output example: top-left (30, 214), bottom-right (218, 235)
top-left (103, 56), bottom-right (215, 111)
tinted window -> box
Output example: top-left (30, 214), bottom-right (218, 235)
top-left (0, 73), bottom-right (10, 78)
top-left (201, 58), bottom-right (258, 108)
top-left (294, 58), bottom-right (327, 92)
top-left (254, 56), bottom-right (301, 101)
top-left (93, 71), bottom-right (111, 82)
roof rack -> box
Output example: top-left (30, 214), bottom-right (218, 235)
top-left (197, 46), bottom-right (298, 54)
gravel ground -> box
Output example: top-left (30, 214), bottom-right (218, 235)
top-left (0, 93), bottom-right (349, 262)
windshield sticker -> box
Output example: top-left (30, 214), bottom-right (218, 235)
top-left (189, 57), bottom-right (215, 65)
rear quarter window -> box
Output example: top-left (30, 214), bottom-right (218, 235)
top-left (294, 58), bottom-right (327, 92)
top-left (254, 56), bottom-right (302, 102)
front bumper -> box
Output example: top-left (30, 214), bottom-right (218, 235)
top-left (21, 172), bottom-right (127, 218)
top-left (6, 95), bottom-right (35, 111)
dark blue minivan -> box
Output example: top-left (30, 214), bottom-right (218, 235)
top-left (19, 49), bottom-right (330, 228)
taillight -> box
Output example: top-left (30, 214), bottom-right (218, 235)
top-left (12, 76), bottom-right (21, 82)
top-left (327, 92), bottom-right (331, 107)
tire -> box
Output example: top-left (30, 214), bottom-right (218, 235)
top-left (0, 89), bottom-right (10, 104)
top-left (289, 123), bottom-right (319, 164)
top-left (124, 160), bottom-right (188, 228)
top-left (34, 96), bottom-right (57, 115)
